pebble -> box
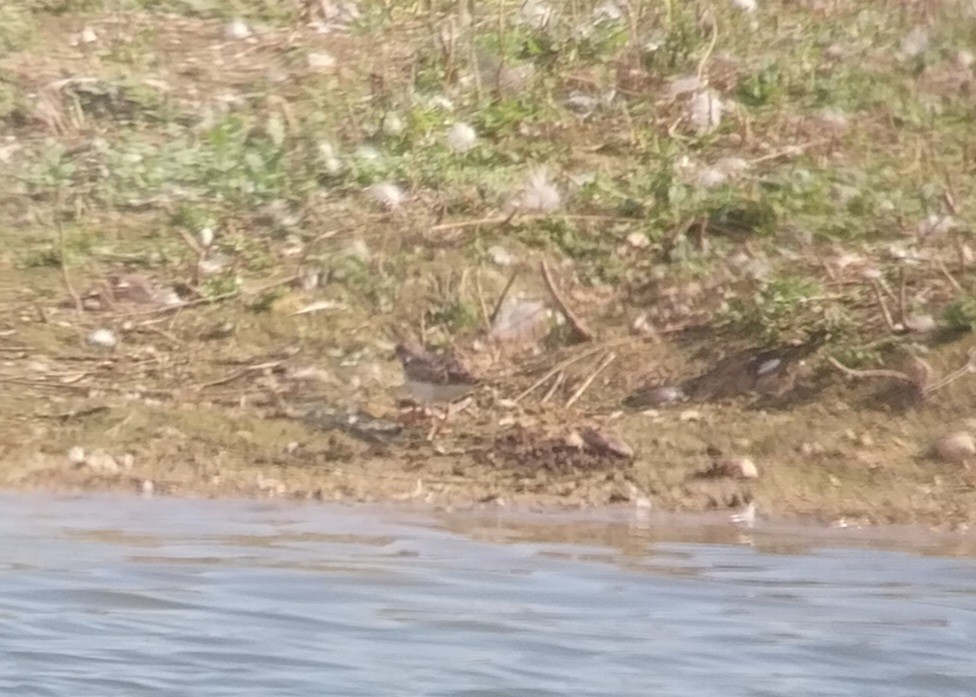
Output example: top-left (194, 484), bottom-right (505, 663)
top-left (67, 446), bottom-right (86, 465)
top-left (86, 328), bottom-right (118, 349)
top-left (86, 449), bottom-right (119, 474)
top-left (715, 456), bottom-right (759, 479)
top-left (930, 432), bottom-right (976, 464)
top-left (225, 19), bottom-right (251, 39)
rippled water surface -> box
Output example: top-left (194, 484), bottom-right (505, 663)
top-left (2, 494), bottom-right (976, 696)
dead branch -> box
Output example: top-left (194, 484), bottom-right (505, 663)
top-left (540, 260), bottom-right (593, 342)
top-left (488, 269), bottom-right (520, 326)
top-left (869, 279), bottom-right (898, 333)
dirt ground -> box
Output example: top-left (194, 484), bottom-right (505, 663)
top-left (4, 303), bottom-right (976, 528)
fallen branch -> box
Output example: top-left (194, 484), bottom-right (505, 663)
top-left (540, 260), bottom-right (593, 342)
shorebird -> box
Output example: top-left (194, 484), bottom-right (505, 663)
top-left (394, 341), bottom-right (479, 438)
top-left (624, 332), bottom-right (826, 408)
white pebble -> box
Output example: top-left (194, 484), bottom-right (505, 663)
top-left (931, 432), bottom-right (976, 464)
top-left (67, 446), bottom-right (86, 465)
top-left (225, 19), bottom-right (251, 40)
top-left (900, 26), bottom-right (928, 59)
top-left (86, 328), bottom-right (118, 349)
top-left (731, 0), bottom-right (757, 12)
top-left (487, 245), bottom-right (514, 266)
top-left (307, 51), bottom-right (337, 72)
top-left (86, 449), bottom-right (119, 474)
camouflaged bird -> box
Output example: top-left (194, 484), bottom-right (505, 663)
top-left (624, 333), bottom-right (826, 408)
top-left (394, 341), bottom-right (479, 405)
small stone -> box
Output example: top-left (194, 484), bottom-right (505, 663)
top-left (86, 449), bottom-right (119, 474)
top-left (626, 232), bottom-right (650, 249)
top-left (382, 112), bottom-right (405, 136)
top-left (307, 51), bottom-right (337, 72)
top-left (564, 430), bottom-right (585, 449)
top-left (79, 26), bottom-right (98, 44)
top-left (86, 328), bottom-right (118, 349)
top-left (713, 456), bottom-right (759, 479)
top-left (225, 19), bottom-right (251, 39)
top-left (487, 245), bottom-right (514, 266)
top-left (67, 446), bottom-right (86, 465)
top-left (903, 314), bottom-right (937, 334)
top-left (679, 409), bottom-right (702, 422)
top-left (141, 480), bottom-right (154, 496)
top-left (930, 432), bottom-right (976, 464)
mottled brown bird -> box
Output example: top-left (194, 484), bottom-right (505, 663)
top-left (394, 342), bottom-right (479, 405)
top-left (624, 332), bottom-right (826, 408)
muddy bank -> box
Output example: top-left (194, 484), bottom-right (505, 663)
top-left (4, 316), bottom-right (976, 528)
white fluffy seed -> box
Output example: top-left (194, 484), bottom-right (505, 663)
top-left (446, 122), bottom-right (477, 153)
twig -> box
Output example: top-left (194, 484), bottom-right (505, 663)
top-left (473, 270), bottom-right (491, 333)
top-left (56, 191), bottom-right (83, 313)
top-left (540, 260), bottom-right (593, 342)
top-left (925, 350), bottom-right (976, 394)
top-left (827, 356), bottom-right (915, 383)
top-left (514, 337), bottom-right (638, 402)
top-left (898, 268), bottom-right (907, 324)
top-left (191, 359), bottom-right (286, 391)
top-left (747, 139), bottom-right (830, 165)
top-left (541, 371), bottom-right (565, 403)
top-left (488, 269), bottom-right (520, 326)
top-left (869, 279), bottom-right (897, 333)
top-left (429, 214), bottom-right (637, 233)
top-left (936, 260), bottom-right (963, 293)
top-left (566, 351), bottom-right (616, 407)
top-left (34, 404), bottom-right (110, 421)
top-left (695, 14), bottom-right (718, 85)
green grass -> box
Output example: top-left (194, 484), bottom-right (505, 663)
top-left (0, 0), bottom-right (974, 350)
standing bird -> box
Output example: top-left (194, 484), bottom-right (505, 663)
top-left (395, 342), bottom-right (479, 404)
top-left (624, 332), bottom-right (826, 408)
top-left (394, 341), bottom-right (479, 438)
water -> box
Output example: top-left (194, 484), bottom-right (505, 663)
top-left (1, 494), bottom-right (976, 697)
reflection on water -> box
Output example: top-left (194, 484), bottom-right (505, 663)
top-left (1, 493), bottom-right (976, 697)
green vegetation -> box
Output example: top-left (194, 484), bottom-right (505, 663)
top-left (0, 0), bottom-right (973, 354)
